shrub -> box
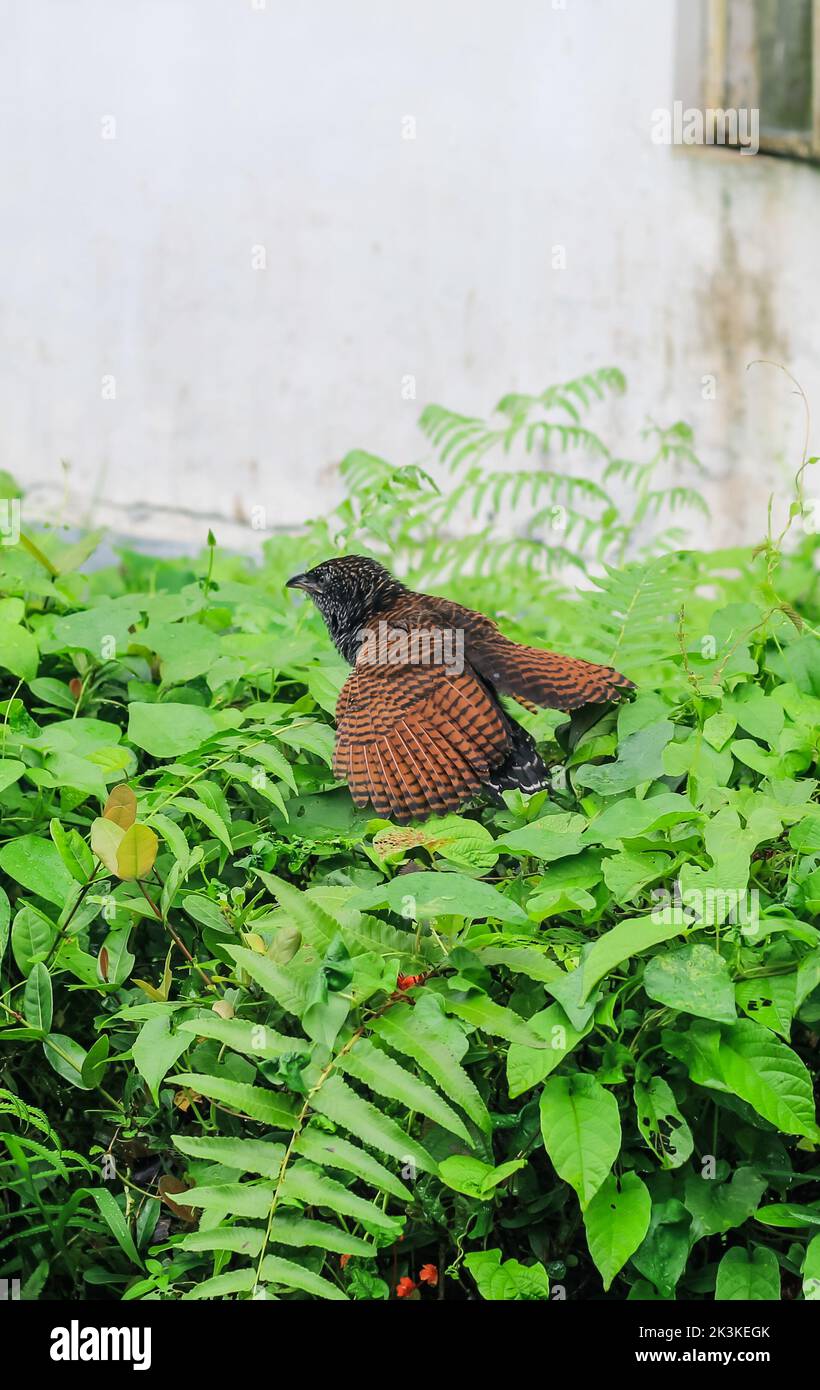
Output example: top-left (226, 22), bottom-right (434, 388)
top-left (0, 370), bottom-right (818, 1302)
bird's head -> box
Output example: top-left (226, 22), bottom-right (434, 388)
top-left (286, 554), bottom-right (405, 662)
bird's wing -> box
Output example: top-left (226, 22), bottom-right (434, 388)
top-left (422, 597), bottom-right (635, 711)
top-left (333, 636), bottom-right (509, 822)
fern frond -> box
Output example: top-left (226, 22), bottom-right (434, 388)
top-left (570, 552), bottom-right (694, 671)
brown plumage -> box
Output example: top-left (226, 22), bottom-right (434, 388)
top-left (287, 555), bottom-right (634, 823)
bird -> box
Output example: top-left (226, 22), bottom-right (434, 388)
top-left (286, 555), bottom-right (634, 824)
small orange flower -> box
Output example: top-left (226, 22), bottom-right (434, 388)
top-left (339, 1254), bottom-right (351, 1269)
top-left (396, 1276), bottom-right (416, 1298)
top-left (419, 1263), bottom-right (438, 1286)
top-left (397, 974), bottom-right (424, 991)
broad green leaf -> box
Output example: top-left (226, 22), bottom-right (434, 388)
top-left (583, 1172), bottom-right (651, 1290)
top-left (464, 1248), bottom-right (549, 1300)
top-left (575, 720), bottom-right (675, 795)
top-left (803, 1234), bottom-right (820, 1299)
top-left (495, 813), bottom-right (587, 862)
top-left (438, 1154), bottom-right (525, 1199)
top-left (507, 1003), bottom-right (591, 1099)
top-left (23, 962), bottom-right (53, 1034)
top-left (116, 824), bottom-right (159, 880)
top-left (0, 834), bottom-right (74, 905)
top-left (349, 871), bottom-right (529, 925)
top-left (633, 1075), bottom-right (693, 1169)
top-left (575, 916), bottom-right (687, 1003)
top-left (643, 944), bottom-right (736, 1023)
top-left (539, 1074), bottom-right (622, 1208)
top-left (0, 759), bottom-right (26, 794)
top-left (684, 1167), bottom-right (766, 1240)
top-left (0, 619), bottom-right (38, 680)
top-left (584, 793), bottom-right (701, 846)
top-left (11, 906), bottom-right (57, 975)
top-left (133, 1015), bottom-right (191, 1104)
top-left (717, 1019), bottom-right (818, 1138)
top-left (715, 1245), bottom-right (780, 1301)
top-left (42, 1033), bottom-right (92, 1090)
top-left (171, 796), bottom-right (233, 852)
top-left (127, 702), bottom-right (218, 758)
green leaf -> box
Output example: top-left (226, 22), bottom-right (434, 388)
top-left (574, 916), bottom-right (687, 1003)
top-left (438, 1154), bottom-right (525, 1199)
top-left (224, 944), bottom-right (307, 1017)
top-left (259, 1254), bottom-right (347, 1300)
top-left (0, 886), bottom-right (9, 963)
top-left (310, 1073), bottom-right (437, 1175)
top-left (282, 1163), bottom-right (402, 1235)
top-left (633, 1075), bottom-right (693, 1169)
top-left (171, 796), bottom-right (233, 852)
top-left (170, 1072), bottom-right (298, 1127)
top-left (0, 619), bottom-right (38, 680)
top-left (0, 759), bottom-right (26, 794)
top-left (575, 720), bottom-right (675, 795)
top-left (127, 702), bottom-right (219, 758)
top-left (507, 1003), bottom-right (592, 1099)
top-left (372, 991), bottom-right (491, 1135)
top-left (337, 1037), bottom-right (471, 1142)
top-left (684, 1167), bottom-right (766, 1239)
top-left (373, 814), bottom-right (498, 871)
top-left (172, 1134), bottom-right (286, 1177)
top-left (715, 1245), bottom-right (780, 1301)
top-left (539, 1074), bottom-right (622, 1209)
top-left (584, 793), bottom-right (701, 846)
top-left (464, 1248), bottom-right (549, 1300)
top-left (643, 944), bottom-right (737, 1023)
top-left (85, 1187), bottom-right (142, 1267)
top-left (717, 1019), bottom-right (818, 1138)
top-left (0, 835), bottom-right (74, 905)
top-left (49, 818), bottom-right (94, 885)
top-left (583, 1172), bottom-right (651, 1290)
top-left (294, 1129), bottom-right (411, 1201)
top-left (23, 962), bottom-right (53, 1034)
top-left (133, 1015), bottom-right (191, 1104)
top-left (349, 871), bottom-right (529, 925)
top-left (444, 992), bottom-right (552, 1048)
top-left (42, 1033), bottom-right (92, 1090)
top-left (803, 1234), bottom-right (820, 1299)
top-left (11, 906), bottom-right (57, 975)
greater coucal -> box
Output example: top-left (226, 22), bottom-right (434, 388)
top-left (287, 555), bottom-right (633, 823)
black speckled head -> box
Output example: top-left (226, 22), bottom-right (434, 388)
top-left (286, 555), bottom-right (405, 663)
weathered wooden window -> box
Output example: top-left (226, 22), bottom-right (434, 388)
top-left (690, 0), bottom-right (820, 159)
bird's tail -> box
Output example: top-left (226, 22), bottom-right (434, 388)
top-left (482, 719), bottom-right (550, 800)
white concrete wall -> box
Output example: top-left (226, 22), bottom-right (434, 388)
top-left (2, 0), bottom-right (819, 551)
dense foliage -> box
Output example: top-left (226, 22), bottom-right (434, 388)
top-left (1, 368), bottom-right (818, 1302)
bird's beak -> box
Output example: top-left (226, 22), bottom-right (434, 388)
top-left (286, 572), bottom-right (321, 595)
